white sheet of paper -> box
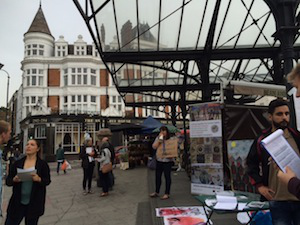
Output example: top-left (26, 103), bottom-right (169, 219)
top-left (17, 167), bottom-right (36, 181)
top-left (238, 203), bottom-right (247, 210)
top-left (86, 147), bottom-right (93, 162)
top-left (213, 195), bottom-right (237, 210)
top-left (261, 129), bottom-right (300, 178)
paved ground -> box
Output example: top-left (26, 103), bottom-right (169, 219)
top-left (1, 161), bottom-right (242, 225)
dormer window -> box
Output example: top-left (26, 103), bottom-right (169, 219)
top-left (56, 44), bottom-right (67, 57)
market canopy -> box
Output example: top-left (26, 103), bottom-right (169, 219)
top-left (73, 0), bottom-right (300, 125)
top-left (140, 115), bottom-right (163, 134)
top-left (152, 124), bottom-right (180, 134)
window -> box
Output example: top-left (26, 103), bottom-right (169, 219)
top-left (38, 76), bottom-right (43, 86)
top-left (32, 76), bottom-right (36, 86)
top-left (91, 69), bottom-right (96, 74)
top-left (32, 69), bottom-right (37, 74)
top-left (83, 75), bottom-right (87, 85)
top-left (64, 96), bottom-right (68, 103)
top-left (118, 105), bottom-right (122, 111)
top-left (83, 95), bottom-right (87, 102)
top-left (39, 69), bottom-right (43, 74)
top-left (31, 96), bottom-right (36, 104)
top-left (91, 96), bottom-right (96, 103)
top-left (38, 97), bottom-right (43, 103)
top-left (78, 95), bottom-right (82, 102)
top-left (26, 97), bottom-right (29, 104)
top-left (35, 125), bottom-right (46, 138)
top-left (112, 96), bottom-right (116, 103)
top-left (72, 75), bottom-right (76, 85)
top-left (27, 76), bottom-right (30, 86)
top-left (91, 75), bottom-right (96, 85)
top-left (118, 96), bottom-right (122, 102)
top-left (77, 75), bottom-right (81, 85)
top-left (72, 95), bottom-right (75, 102)
top-left (64, 75), bottom-right (68, 86)
top-left (64, 68), bottom-right (68, 74)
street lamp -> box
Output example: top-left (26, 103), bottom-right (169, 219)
top-left (0, 63), bottom-right (10, 122)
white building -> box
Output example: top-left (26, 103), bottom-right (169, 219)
top-left (15, 6), bottom-right (167, 160)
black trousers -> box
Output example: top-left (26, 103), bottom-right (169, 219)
top-left (5, 204), bottom-right (39, 225)
top-left (83, 162), bottom-right (94, 190)
top-left (155, 161), bottom-right (173, 195)
top-left (99, 170), bottom-right (110, 193)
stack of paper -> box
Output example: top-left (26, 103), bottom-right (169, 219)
top-left (17, 167), bottom-right (36, 181)
top-left (214, 195), bottom-right (237, 210)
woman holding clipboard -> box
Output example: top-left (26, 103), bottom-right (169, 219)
top-left (5, 138), bottom-right (51, 225)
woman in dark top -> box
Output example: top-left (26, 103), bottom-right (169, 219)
top-left (5, 139), bottom-right (51, 225)
top-left (79, 138), bottom-right (96, 195)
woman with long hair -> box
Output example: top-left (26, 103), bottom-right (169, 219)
top-left (5, 138), bottom-right (51, 225)
top-left (150, 126), bottom-right (174, 200)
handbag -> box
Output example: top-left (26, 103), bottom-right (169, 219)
top-left (147, 157), bottom-right (156, 170)
top-left (102, 162), bottom-right (113, 173)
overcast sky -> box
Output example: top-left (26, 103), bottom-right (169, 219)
top-left (0, 0), bottom-right (93, 107)
top-left (0, 0), bottom-right (275, 108)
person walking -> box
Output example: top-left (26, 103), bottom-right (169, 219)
top-left (79, 138), bottom-right (96, 195)
top-left (150, 126), bottom-right (174, 200)
top-left (56, 144), bottom-right (66, 175)
top-left (98, 142), bottom-right (111, 197)
top-left (247, 99), bottom-right (300, 225)
top-left (5, 138), bottom-right (51, 225)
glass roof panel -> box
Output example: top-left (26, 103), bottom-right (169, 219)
top-left (159, 0), bottom-right (184, 50)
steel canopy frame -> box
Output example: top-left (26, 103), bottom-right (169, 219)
top-left (73, 0), bottom-right (300, 128)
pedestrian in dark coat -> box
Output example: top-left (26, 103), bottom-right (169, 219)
top-left (5, 139), bottom-right (51, 225)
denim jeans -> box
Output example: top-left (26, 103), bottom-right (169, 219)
top-left (269, 201), bottom-right (300, 225)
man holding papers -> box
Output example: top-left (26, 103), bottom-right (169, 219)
top-left (246, 99), bottom-right (300, 225)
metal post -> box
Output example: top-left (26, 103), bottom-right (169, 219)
top-left (0, 63), bottom-right (10, 122)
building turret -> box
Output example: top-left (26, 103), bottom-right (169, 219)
top-left (23, 5), bottom-right (54, 58)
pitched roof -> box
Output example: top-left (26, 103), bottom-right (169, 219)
top-left (25, 6), bottom-right (52, 36)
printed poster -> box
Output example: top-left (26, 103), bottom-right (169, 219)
top-left (163, 216), bottom-right (206, 225)
top-left (191, 163), bottom-right (224, 195)
top-left (155, 207), bottom-right (205, 217)
top-left (189, 103), bottom-right (224, 195)
top-left (227, 140), bottom-right (255, 192)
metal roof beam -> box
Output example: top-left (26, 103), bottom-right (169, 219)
top-left (103, 47), bottom-right (280, 62)
top-left (118, 83), bottom-right (220, 92)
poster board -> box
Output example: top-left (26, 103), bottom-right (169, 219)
top-left (157, 138), bottom-right (178, 158)
top-left (190, 103), bottom-right (224, 195)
